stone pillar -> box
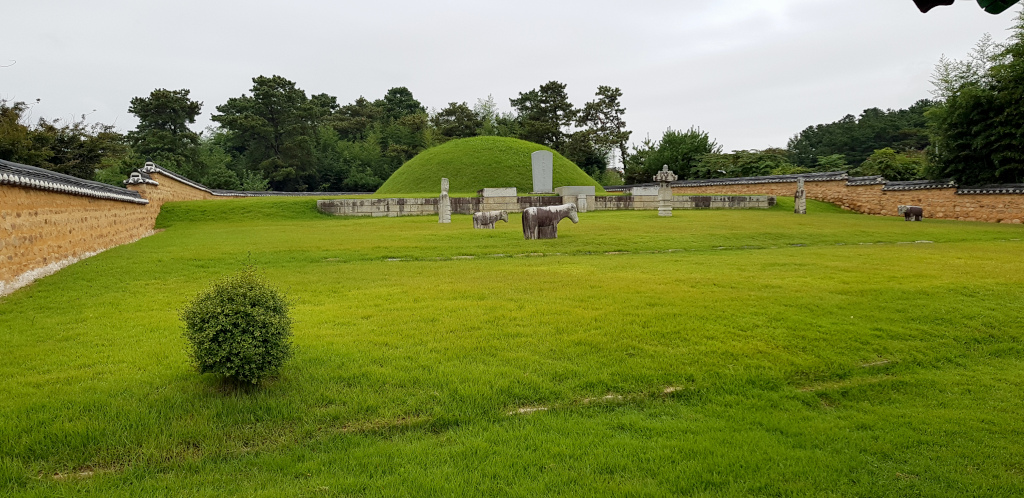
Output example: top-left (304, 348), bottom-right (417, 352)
top-left (577, 194), bottom-right (588, 213)
top-left (653, 165), bottom-right (678, 217)
top-left (794, 177), bottom-right (806, 214)
top-left (439, 178), bottom-right (451, 223)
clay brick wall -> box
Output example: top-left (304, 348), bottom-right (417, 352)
top-left (1, 185), bottom-right (156, 292)
top-left (674, 180), bottom-right (1023, 223)
top-left (954, 194), bottom-right (1024, 223)
top-left (2, 167), bottom-right (221, 295)
top-left (671, 182), bottom-right (798, 197)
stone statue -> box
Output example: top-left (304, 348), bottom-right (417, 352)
top-left (898, 205), bottom-right (924, 221)
top-left (473, 210), bottom-right (508, 229)
top-left (522, 203), bottom-right (578, 240)
top-left (439, 178), bottom-right (451, 223)
top-left (794, 177), bottom-right (807, 214)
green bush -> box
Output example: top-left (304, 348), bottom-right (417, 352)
top-left (181, 266), bottom-right (292, 385)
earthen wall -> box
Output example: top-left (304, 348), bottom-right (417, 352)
top-left (126, 172), bottom-right (217, 209)
top-left (1, 185), bottom-right (156, 289)
top-left (673, 181), bottom-right (1023, 223)
top-left (2, 168), bottom-right (219, 295)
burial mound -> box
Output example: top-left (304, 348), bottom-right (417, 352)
top-left (375, 136), bottom-right (604, 195)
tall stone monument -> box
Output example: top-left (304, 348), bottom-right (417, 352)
top-left (439, 177), bottom-right (451, 223)
top-left (653, 165), bottom-right (678, 217)
top-left (531, 150), bottom-right (553, 193)
top-left (794, 177), bottom-right (807, 214)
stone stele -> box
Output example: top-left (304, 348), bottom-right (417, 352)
top-left (794, 177), bottom-right (807, 215)
top-left (439, 177), bottom-right (452, 223)
top-left (531, 150), bottom-right (554, 193)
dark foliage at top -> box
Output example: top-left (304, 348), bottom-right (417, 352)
top-left (786, 100), bottom-right (934, 168)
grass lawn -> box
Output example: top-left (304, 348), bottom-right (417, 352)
top-left (2, 198), bottom-right (1023, 496)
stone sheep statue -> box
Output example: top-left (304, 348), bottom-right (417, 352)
top-left (522, 203), bottom-right (578, 240)
top-left (898, 205), bottom-right (924, 221)
top-left (473, 210), bottom-right (508, 229)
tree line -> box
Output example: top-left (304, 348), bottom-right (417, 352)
top-left (2, 9), bottom-right (1021, 190)
top-left (0, 79), bottom-right (631, 191)
top-left (624, 9), bottom-right (1024, 186)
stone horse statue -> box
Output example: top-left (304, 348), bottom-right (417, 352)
top-left (473, 210), bottom-right (508, 229)
top-left (898, 205), bottom-right (924, 221)
top-left (522, 203), bottom-right (578, 239)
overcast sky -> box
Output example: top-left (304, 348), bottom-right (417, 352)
top-left (2, 1), bottom-right (1018, 156)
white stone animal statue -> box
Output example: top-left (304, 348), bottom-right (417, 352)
top-left (473, 210), bottom-right (508, 229)
top-left (522, 203), bottom-right (579, 240)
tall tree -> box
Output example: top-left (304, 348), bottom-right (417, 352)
top-left (127, 88), bottom-right (203, 176)
top-left (1, 100), bottom-right (126, 181)
top-left (927, 9), bottom-right (1024, 184)
top-left (213, 75), bottom-right (320, 191)
top-left (509, 81), bottom-right (576, 149)
top-left (851, 148), bottom-right (926, 181)
top-left (692, 148), bottom-right (794, 179)
top-left (431, 102), bottom-right (483, 141)
top-left (561, 130), bottom-right (608, 178)
top-left (473, 95), bottom-right (499, 136)
top-left (787, 101), bottom-right (934, 167)
top-left (624, 127), bottom-right (722, 183)
top-left (376, 87), bottom-right (425, 122)
top-left (577, 86), bottom-right (631, 164)
top-left (331, 97), bottom-right (383, 142)
top-left (0, 100), bottom-right (46, 165)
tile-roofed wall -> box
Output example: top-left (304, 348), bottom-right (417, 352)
top-left (1, 160), bottom-right (158, 296)
top-left (2, 159), bottom-right (148, 205)
top-left (127, 162), bottom-right (372, 200)
top-left (646, 169), bottom-right (1020, 223)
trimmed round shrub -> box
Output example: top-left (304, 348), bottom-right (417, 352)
top-left (181, 266), bottom-right (292, 384)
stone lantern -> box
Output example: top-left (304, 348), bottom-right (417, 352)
top-left (653, 165), bottom-right (678, 217)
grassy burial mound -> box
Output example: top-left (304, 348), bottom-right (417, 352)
top-left (375, 136), bottom-right (605, 195)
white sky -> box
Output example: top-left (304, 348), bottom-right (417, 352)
top-left (1, 1), bottom-right (1017, 153)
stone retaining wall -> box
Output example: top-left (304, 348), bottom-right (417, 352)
top-left (127, 171), bottom-right (217, 208)
top-left (318, 194), bottom-right (773, 217)
top-left (317, 196), bottom-right (574, 217)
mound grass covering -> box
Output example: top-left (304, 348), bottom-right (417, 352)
top-left (375, 136), bottom-right (605, 195)
top-left (2, 197), bottom-right (1024, 495)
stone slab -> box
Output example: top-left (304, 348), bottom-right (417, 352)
top-left (531, 150), bottom-right (553, 193)
top-left (555, 186), bottom-right (596, 196)
top-left (479, 187), bottom-right (517, 197)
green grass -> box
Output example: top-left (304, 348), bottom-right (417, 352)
top-left (375, 136), bottom-right (605, 195)
top-left (2, 197), bottom-right (1023, 496)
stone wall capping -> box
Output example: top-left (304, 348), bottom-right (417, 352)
top-left (846, 175), bottom-right (887, 186)
top-left (135, 162), bottom-right (371, 197)
top-left (957, 184), bottom-right (1024, 195)
top-left (882, 180), bottom-right (957, 191)
top-left (674, 171), bottom-right (849, 188)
